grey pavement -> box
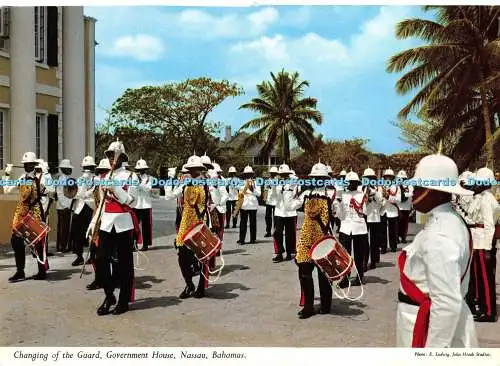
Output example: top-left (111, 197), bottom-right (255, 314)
top-left (0, 200), bottom-right (498, 347)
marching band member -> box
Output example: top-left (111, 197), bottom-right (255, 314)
top-left (271, 164), bottom-right (297, 262)
top-left (208, 165), bottom-right (228, 246)
top-left (453, 171), bottom-right (475, 223)
top-left (71, 156), bottom-right (96, 266)
top-left (164, 166), bottom-right (180, 234)
top-left (55, 159), bottom-right (74, 253)
top-left (334, 171), bottom-right (369, 287)
top-left (175, 155), bottom-right (210, 299)
top-left (396, 153), bottom-right (477, 347)
top-left (326, 165), bottom-right (337, 232)
top-left (362, 168), bottom-right (384, 270)
top-left (236, 166), bottom-right (261, 245)
top-left (290, 162), bottom-right (333, 318)
top-left (225, 166), bottom-right (239, 228)
top-left (86, 140), bottom-right (140, 315)
top-left (264, 166), bottom-right (278, 237)
top-left (132, 158), bottom-right (153, 251)
top-left (333, 169), bottom-right (347, 233)
top-left (381, 168), bottom-right (400, 252)
top-left (397, 170), bottom-right (413, 244)
top-left (86, 158), bottom-right (111, 291)
top-left (6, 152), bottom-right (49, 281)
top-left (466, 167), bottom-right (499, 323)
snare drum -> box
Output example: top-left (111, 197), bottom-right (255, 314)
top-left (310, 236), bottom-right (353, 282)
top-left (182, 222), bottom-right (221, 262)
top-left (13, 213), bottom-right (50, 247)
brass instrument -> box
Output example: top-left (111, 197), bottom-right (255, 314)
top-left (262, 185), bottom-right (269, 203)
top-left (232, 179), bottom-right (251, 217)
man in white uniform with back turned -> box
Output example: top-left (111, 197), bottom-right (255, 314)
top-left (396, 153), bottom-right (477, 347)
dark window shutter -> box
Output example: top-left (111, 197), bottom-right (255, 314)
top-left (47, 114), bottom-right (59, 174)
top-left (47, 7), bottom-right (58, 67)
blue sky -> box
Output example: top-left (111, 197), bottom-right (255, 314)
top-left (85, 6), bottom-right (427, 154)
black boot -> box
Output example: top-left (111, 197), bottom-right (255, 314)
top-left (112, 303), bottom-right (129, 315)
top-left (193, 287), bottom-right (205, 298)
top-left (8, 271), bottom-right (25, 283)
top-left (298, 274), bottom-right (315, 319)
top-left (33, 271), bottom-right (46, 280)
top-left (179, 284), bottom-right (195, 299)
top-left (97, 295), bottom-right (117, 316)
top-left (86, 280), bottom-right (101, 290)
top-left (272, 254), bottom-right (283, 263)
top-left (72, 256), bottom-right (84, 266)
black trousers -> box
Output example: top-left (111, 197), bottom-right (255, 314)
top-left (467, 248), bottom-right (497, 319)
top-left (273, 216), bottom-right (296, 255)
top-left (334, 217), bottom-right (341, 233)
top-left (225, 200), bottom-right (237, 227)
top-left (134, 208), bottom-right (153, 247)
top-left (56, 208), bottom-right (72, 252)
top-left (91, 241), bottom-right (118, 287)
top-left (239, 209), bottom-right (257, 243)
top-left (71, 205), bottom-right (93, 258)
top-left (298, 262), bottom-right (332, 312)
top-left (381, 215), bottom-right (398, 251)
top-left (367, 222), bottom-right (384, 266)
top-left (178, 245), bottom-right (207, 290)
top-left (398, 210), bottom-right (410, 242)
top-left (338, 232), bottom-right (369, 281)
top-left (97, 229), bottom-right (134, 306)
top-left (265, 204), bottom-right (275, 235)
top-left (11, 234), bottom-right (47, 274)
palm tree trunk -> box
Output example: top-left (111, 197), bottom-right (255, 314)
top-left (480, 84), bottom-right (494, 167)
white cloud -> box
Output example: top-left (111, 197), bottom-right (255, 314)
top-left (227, 6), bottom-right (414, 89)
top-left (107, 34), bottom-right (166, 61)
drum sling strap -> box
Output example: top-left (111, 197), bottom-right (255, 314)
top-left (398, 215), bottom-right (473, 348)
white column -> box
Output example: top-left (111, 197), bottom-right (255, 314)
top-left (10, 7), bottom-right (36, 176)
top-left (62, 6), bottom-right (85, 168)
top-left (85, 17), bottom-right (96, 156)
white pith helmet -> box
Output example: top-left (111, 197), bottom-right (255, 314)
top-left (363, 167), bottom-right (376, 177)
top-left (96, 158), bottom-right (111, 171)
top-left (397, 170), bottom-right (407, 179)
top-left (185, 155), bottom-right (205, 169)
top-left (105, 138), bottom-right (128, 161)
top-left (278, 164), bottom-right (292, 174)
top-left (411, 154), bottom-right (472, 195)
top-left (228, 166), bottom-right (237, 173)
top-left (21, 152), bottom-right (37, 164)
top-left (269, 166), bottom-right (278, 174)
top-left (346, 171), bottom-right (360, 182)
top-left (168, 167), bottom-right (177, 178)
top-left (81, 156), bottom-right (96, 167)
top-left (383, 168), bottom-right (395, 177)
top-left (309, 162), bottom-right (329, 177)
top-left (58, 159), bottom-right (73, 169)
top-left (135, 158), bottom-right (149, 170)
top-left (243, 165), bottom-right (254, 174)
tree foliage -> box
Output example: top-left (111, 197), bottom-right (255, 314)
top-left (387, 5), bottom-right (500, 169)
top-left (109, 77), bottom-right (244, 155)
top-left (239, 70), bottom-right (323, 162)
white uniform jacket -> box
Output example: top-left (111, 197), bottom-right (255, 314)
top-left (90, 167), bottom-right (136, 234)
top-left (132, 173), bottom-right (153, 210)
top-left (55, 173), bottom-right (73, 210)
top-left (335, 190), bottom-right (368, 235)
top-left (364, 186), bottom-right (384, 223)
top-left (468, 190), bottom-right (499, 250)
top-left (240, 180), bottom-right (261, 211)
top-left (226, 179), bottom-right (239, 201)
top-left (209, 182), bottom-right (229, 214)
top-left (396, 203), bottom-right (477, 347)
top-left (73, 172), bottom-right (96, 214)
top-left (398, 185), bottom-right (413, 211)
top-left (381, 185), bottom-right (401, 218)
top-left (264, 184), bottom-right (277, 206)
top-left (271, 183), bottom-right (298, 218)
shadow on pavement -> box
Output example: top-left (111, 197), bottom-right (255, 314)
top-left (0, 264), bottom-right (15, 270)
top-left (135, 275), bottom-right (166, 290)
top-left (221, 249), bottom-right (246, 255)
top-left (330, 298), bottom-right (366, 317)
top-left (221, 264), bottom-right (250, 277)
top-left (375, 261), bottom-right (395, 268)
top-left (141, 245), bottom-right (173, 252)
top-left (363, 275), bottom-right (391, 285)
top-left (46, 268), bottom-right (82, 282)
top-left (206, 282), bottom-right (251, 300)
top-left (131, 296), bottom-right (181, 311)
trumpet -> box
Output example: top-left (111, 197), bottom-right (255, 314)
top-left (232, 179), bottom-right (251, 217)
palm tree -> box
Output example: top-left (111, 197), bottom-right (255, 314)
top-left (239, 70), bottom-right (323, 162)
top-left (387, 6), bottom-right (500, 167)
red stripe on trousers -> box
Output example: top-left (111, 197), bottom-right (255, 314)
top-left (478, 250), bottom-right (492, 317)
top-left (299, 288), bottom-right (305, 306)
top-left (204, 264), bottom-right (209, 289)
top-left (130, 231), bottom-right (136, 303)
top-left (273, 234), bottom-right (278, 254)
top-left (473, 253), bottom-right (479, 299)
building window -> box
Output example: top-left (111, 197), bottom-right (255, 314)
top-left (0, 7), bottom-right (9, 52)
top-left (34, 6), bottom-right (46, 62)
top-left (0, 110), bottom-right (4, 168)
top-left (36, 113), bottom-right (44, 158)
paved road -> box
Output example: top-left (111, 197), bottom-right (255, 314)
top-left (0, 201), bottom-right (498, 347)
